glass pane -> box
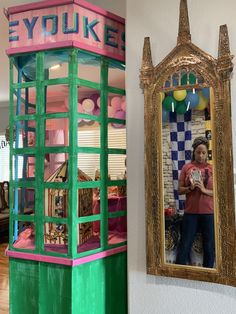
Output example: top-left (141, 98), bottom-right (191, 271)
top-left (45, 119), bottom-right (69, 147)
top-left (107, 189), bottom-right (127, 213)
top-left (45, 189), bottom-right (68, 218)
top-left (108, 123), bottom-right (126, 149)
top-left (78, 154), bottom-right (100, 181)
top-left (45, 85), bottom-right (69, 113)
top-left (78, 122), bottom-right (100, 148)
top-left (107, 93), bottom-right (126, 122)
top-left (108, 154), bottom-right (126, 180)
top-left (13, 87), bottom-right (36, 116)
top-left (45, 50), bottom-right (69, 80)
top-left (98, 190), bottom-right (127, 246)
top-left (77, 221), bottom-right (100, 253)
top-left (78, 87), bottom-right (100, 117)
top-left (12, 154), bottom-right (35, 180)
top-left (13, 187), bottom-right (35, 215)
top-left (77, 51), bottom-right (100, 82)
top-left (108, 62), bottom-right (125, 89)
top-left (108, 216), bottom-right (127, 245)
top-left (13, 221), bottom-right (35, 250)
top-left (13, 54), bottom-right (36, 83)
top-left (44, 153), bottom-right (67, 181)
top-left (78, 188), bottom-right (97, 217)
top-left (13, 62), bottom-right (19, 84)
top-left (44, 223), bottom-right (68, 254)
top-left (13, 120), bottom-right (36, 149)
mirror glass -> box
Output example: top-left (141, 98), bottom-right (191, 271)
top-left (161, 71), bottom-right (217, 269)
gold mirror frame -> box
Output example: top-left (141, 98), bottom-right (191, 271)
top-left (140, 0), bottom-right (236, 286)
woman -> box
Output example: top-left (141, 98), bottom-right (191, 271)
top-left (175, 136), bottom-right (214, 268)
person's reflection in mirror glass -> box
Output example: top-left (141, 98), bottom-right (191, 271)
top-left (175, 136), bottom-right (215, 268)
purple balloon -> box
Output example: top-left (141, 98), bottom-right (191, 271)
top-left (114, 110), bottom-right (126, 119)
top-left (112, 110), bottom-right (126, 128)
top-left (93, 108), bottom-right (100, 116)
top-left (90, 93), bottom-right (100, 107)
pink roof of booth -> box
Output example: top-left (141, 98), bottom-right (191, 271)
top-left (6, 0), bottom-right (125, 62)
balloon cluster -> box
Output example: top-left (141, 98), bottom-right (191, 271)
top-left (78, 94), bottom-right (126, 128)
top-left (162, 80), bottom-right (210, 123)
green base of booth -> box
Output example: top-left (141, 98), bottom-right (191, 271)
top-left (9, 252), bottom-right (127, 314)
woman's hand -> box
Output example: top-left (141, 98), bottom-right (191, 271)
top-left (194, 180), bottom-right (213, 196)
top-left (178, 179), bottom-right (195, 195)
top-left (189, 177), bottom-right (195, 191)
top-left (194, 180), bottom-right (205, 192)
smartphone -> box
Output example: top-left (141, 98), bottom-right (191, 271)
top-left (191, 169), bottom-right (201, 183)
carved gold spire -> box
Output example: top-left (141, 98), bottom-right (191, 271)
top-left (141, 37), bottom-right (153, 71)
top-left (140, 37), bottom-right (154, 88)
top-left (217, 24), bottom-right (233, 79)
top-left (218, 24), bottom-right (231, 58)
top-left (177, 0), bottom-right (191, 44)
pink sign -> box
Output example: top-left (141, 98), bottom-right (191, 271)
top-left (6, 0), bottom-right (125, 62)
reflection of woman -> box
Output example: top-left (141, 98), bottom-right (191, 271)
top-left (175, 136), bottom-right (214, 268)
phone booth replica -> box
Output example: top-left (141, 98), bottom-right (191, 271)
top-left (6, 1), bottom-right (127, 313)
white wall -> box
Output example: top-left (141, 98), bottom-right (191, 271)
top-left (126, 0), bottom-right (236, 313)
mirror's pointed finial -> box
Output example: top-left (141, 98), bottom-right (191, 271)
top-left (177, 0), bottom-right (191, 44)
top-left (140, 37), bottom-right (154, 89)
top-left (217, 24), bottom-right (234, 77)
top-left (218, 24), bottom-right (231, 58)
top-left (141, 37), bottom-right (153, 70)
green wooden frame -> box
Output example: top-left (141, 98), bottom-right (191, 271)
top-left (9, 48), bottom-right (126, 259)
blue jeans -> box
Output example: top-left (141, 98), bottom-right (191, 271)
top-left (175, 213), bottom-right (215, 268)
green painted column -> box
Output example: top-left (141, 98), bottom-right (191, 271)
top-left (10, 252), bottom-right (127, 314)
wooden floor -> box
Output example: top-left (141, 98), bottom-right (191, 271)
top-left (0, 242), bottom-right (9, 314)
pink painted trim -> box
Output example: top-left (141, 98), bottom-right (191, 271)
top-left (7, 0), bottom-right (125, 25)
top-left (6, 41), bottom-right (125, 63)
top-left (7, 250), bottom-right (72, 265)
top-left (73, 41), bottom-right (125, 62)
top-left (72, 245), bottom-right (127, 266)
top-left (6, 41), bottom-right (74, 55)
top-left (6, 245), bottom-right (127, 266)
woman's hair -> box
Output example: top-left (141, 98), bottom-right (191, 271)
top-left (191, 136), bottom-right (209, 161)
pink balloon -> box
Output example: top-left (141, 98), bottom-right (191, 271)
top-left (121, 100), bottom-right (126, 111)
top-left (82, 98), bottom-right (95, 113)
top-left (93, 108), bottom-right (100, 116)
top-left (108, 106), bottom-right (115, 118)
top-left (97, 97), bottom-right (100, 108)
top-left (111, 96), bottom-right (122, 111)
top-left (90, 93), bottom-right (100, 105)
top-left (78, 102), bottom-right (83, 113)
top-left (97, 97), bottom-right (111, 108)
top-left (114, 110), bottom-right (126, 120)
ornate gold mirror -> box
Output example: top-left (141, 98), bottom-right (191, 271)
top-left (140, 0), bottom-right (236, 286)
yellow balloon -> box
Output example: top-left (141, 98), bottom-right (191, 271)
top-left (159, 92), bottom-right (165, 102)
top-left (195, 91), bottom-right (208, 110)
top-left (173, 90), bottom-right (187, 101)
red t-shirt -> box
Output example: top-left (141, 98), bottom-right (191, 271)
top-left (179, 162), bottom-right (213, 214)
